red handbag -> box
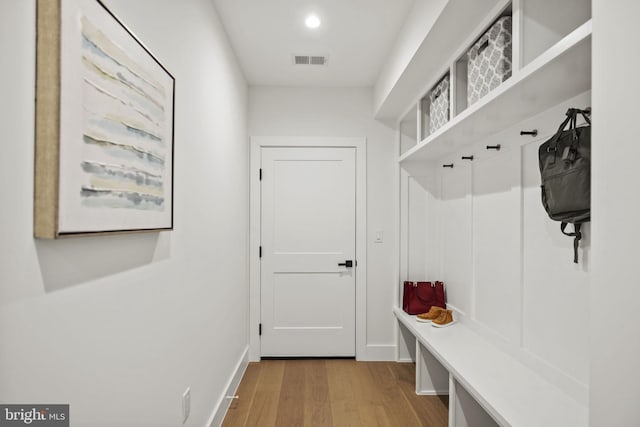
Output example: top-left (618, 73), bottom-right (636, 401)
top-left (402, 281), bottom-right (446, 315)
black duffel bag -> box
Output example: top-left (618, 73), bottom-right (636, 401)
top-left (539, 108), bottom-right (591, 263)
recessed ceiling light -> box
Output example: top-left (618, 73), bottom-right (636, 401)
top-left (305, 14), bottom-right (321, 29)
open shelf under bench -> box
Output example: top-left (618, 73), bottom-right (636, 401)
top-left (393, 307), bottom-right (588, 427)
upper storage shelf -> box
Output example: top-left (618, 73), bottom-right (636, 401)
top-left (399, 19), bottom-right (591, 165)
top-left (374, 0), bottom-right (505, 120)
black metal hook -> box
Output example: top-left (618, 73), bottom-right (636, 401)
top-left (461, 155), bottom-right (474, 161)
top-left (520, 129), bottom-right (538, 137)
top-left (442, 163), bottom-right (454, 168)
top-left (486, 144), bottom-right (501, 151)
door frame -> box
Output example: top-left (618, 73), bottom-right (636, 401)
top-left (249, 136), bottom-right (367, 361)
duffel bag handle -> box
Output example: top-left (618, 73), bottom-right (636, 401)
top-left (577, 107), bottom-right (591, 125)
top-left (561, 222), bottom-right (583, 264)
top-left (548, 108), bottom-right (591, 153)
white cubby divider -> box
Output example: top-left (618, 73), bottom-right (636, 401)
top-left (398, 104), bottom-right (418, 156)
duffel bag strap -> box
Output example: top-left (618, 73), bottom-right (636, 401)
top-left (561, 222), bottom-right (582, 264)
top-left (578, 108), bottom-right (591, 125)
top-left (548, 109), bottom-right (578, 160)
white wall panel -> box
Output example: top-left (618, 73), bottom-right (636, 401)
top-left (521, 140), bottom-right (589, 386)
top-left (473, 149), bottom-right (522, 344)
top-left (407, 177), bottom-right (429, 280)
top-left (425, 172), bottom-right (443, 281)
top-left (374, 0), bottom-right (449, 112)
top-left (591, 1), bottom-right (640, 424)
top-left (441, 164), bottom-right (473, 315)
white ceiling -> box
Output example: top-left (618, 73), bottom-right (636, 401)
top-left (212, 0), bottom-right (416, 87)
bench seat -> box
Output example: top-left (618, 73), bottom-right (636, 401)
top-left (393, 307), bottom-right (588, 427)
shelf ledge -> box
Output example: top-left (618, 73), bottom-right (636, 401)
top-left (399, 19), bottom-right (592, 165)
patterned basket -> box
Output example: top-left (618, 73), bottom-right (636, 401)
top-left (466, 15), bottom-right (512, 106)
top-left (428, 74), bottom-right (450, 134)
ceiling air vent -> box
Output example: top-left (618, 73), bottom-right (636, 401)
top-left (293, 55), bottom-right (328, 66)
top-left (310, 56), bottom-right (326, 65)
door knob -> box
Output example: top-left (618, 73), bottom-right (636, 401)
top-left (338, 260), bottom-right (353, 268)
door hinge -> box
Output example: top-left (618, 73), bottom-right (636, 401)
top-left (259, 246), bottom-right (262, 258)
top-left (259, 168), bottom-right (262, 181)
top-left (259, 323), bottom-right (262, 336)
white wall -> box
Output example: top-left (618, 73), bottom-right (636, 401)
top-left (590, 1), bottom-right (640, 425)
top-left (373, 0), bottom-right (448, 113)
top-left (249, 86), bottom-right (398, 359)
top-left (0, 1), bottom-right (249, 426)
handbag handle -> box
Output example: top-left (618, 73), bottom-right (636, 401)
top-left (414, 282), bottom-right (435, 303)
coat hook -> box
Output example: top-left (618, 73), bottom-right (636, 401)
top-left (520, 129), bottom-right (538, 137)
top-left (486, 144), bottom-right (501, 151)
top-left (442, 163), bottom-right (454, 168)
top-left (461, 155), bottom-right (474, 161)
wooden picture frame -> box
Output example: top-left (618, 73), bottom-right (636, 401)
top-left (35, 0), bottom-right (175, 238)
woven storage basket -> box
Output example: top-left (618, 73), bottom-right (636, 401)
top-left (428, 74), bottom-right (450, 134)
top-left (466, 16), bottom-right (512, 106)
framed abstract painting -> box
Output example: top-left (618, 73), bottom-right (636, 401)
top-left (34, 0), bottom-right (175, 238)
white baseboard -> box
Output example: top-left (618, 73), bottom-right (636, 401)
top-left (359, 344), bottom-right (397, 361)
top-left (206, 346), bottom-right (249, 427)
top-left (417, 389), bottom-right (449, 396)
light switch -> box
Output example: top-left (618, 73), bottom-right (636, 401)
top-left (375, 231), bottom-right (383, 243)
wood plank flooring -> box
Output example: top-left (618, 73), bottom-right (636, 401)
top-left (222, 360), bottom-right (448, 427)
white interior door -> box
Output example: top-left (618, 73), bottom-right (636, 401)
top-left (260, 146), bottom-right (356, 357)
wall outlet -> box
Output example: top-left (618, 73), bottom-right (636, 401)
top-left (182, 387), bottom-right (191, 424)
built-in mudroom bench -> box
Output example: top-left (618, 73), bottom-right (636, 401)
top-left (385, 0), bottom-right (593, 425)
top-left (394, 308), bottom-right (587, 426)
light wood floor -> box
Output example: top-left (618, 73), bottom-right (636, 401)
top-left (222, 359), bottom-right (448, 427)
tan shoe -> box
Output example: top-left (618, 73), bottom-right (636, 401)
top-left (432, 309), bottom-right (456, 328)
top-left (416, 306), bottom-right (445, 323)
